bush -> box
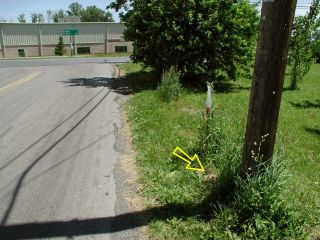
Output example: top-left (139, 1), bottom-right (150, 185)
top-left (55, 36), bottom-right (65, 56)
top-left (159, 67), bottom-right (182, 102)
top-left (122, 0), bottom-right (259, 84)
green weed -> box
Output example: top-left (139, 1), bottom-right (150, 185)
top-left (124, 63), bottom-right (320, 239)
top-left (159, 67), bottom-right (183, 102)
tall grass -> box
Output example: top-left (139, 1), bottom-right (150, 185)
top-left (159, 67), bottom-right (182, 102)
top-left (211, 157), bottom-right (309, 239)
top-left (197, 112), bottom-right (310, 239)
top-left (124, 63), bottom-right (320, 239)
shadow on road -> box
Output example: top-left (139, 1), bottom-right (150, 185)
top-left (62, 77), bottom-right (114, 88)
top-left (0, 89), bottom-right (105, 172)
top-left (63, 70), bottom-right (157, 95)
top-left (0, 89), bottom-right (112, 227)
top-left (0, 204), bottom-right (193, 239)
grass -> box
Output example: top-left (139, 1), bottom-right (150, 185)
top-left (120, 62), bottom-right (320, 239)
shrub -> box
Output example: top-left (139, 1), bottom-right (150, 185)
top-left (122, 0), bottom-right (259, 85)
top-left (159, 67), bottom-right (182, 102)
top-left (54, 36), bottom-right (65, 56)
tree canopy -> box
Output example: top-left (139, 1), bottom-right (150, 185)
top-left (81, 5), bottom-right (114, 22)
top-left (52, 9), bottom-right (66, 23)
top-left (67, 2), bottom-right (83, 16)
top-left (31, 13), bottom-right (45, 23)
top-left (115, 0), bottom-right (258, 84)
top-left (17, 14), bottom-right (26, 23)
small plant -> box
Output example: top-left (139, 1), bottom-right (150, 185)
top-left (159, 67), bottom-right (182, 102)
top-left (55, 36), bottom-right (65, 56)
top-left (197, 83), bottom-right (224, 167)
top-left (197, 111), bottom-right (224, 163)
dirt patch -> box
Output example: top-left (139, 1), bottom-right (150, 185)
top-left (118, 106), bottom-right (149, 240)
top-left (112, 64), bottom-right (149, 239)
top-left (181, 106), bottom-right (200, 115)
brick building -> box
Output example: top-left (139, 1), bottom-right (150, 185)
top-left (0, 22), bottom-right (133, 58)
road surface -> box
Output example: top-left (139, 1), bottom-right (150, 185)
top-left (0, 57), bottom-right (130, 68)
top-left (0, 58), bottom-right (139, 239)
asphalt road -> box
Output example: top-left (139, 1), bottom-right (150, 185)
top-left (0, 57), bottom-right (130, 68)
top-left (0, 60), bottom-right (138, 239)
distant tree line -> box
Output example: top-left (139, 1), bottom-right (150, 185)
top-left (14, 2), bottom-right (114, 23)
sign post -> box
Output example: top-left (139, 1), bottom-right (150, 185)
top-left (61, 29), bottom-right (79, 36)
top-left (61, 29), bottom-right (79, 56)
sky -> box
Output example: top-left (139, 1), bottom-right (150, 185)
top-left (0, 0), bottom-right (314, 23)
top-left (0, 0), bottom-right (121, 22)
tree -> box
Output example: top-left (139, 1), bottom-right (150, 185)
top-left (312, 29), bottom-right (320, 63)
top-left (108, 0), bottom-right (132, 11)
top-left (46, 10), bottom-right (53, 23)
top-left (55, 36), bottom-right (65, 56)
top-left (67, 2), bottom-right (83, 16)
top-left (17, 14), bottom-right (26, 23)
top-left (31, 13), bottom-right (37, 23)
top-left (117, 0), bottom-right (258, 84)
top-left (81, 5), bottom-right (114, 22)
top-left (53, 9), bottom-right (66, 23)
top-left (37, 13), bottom-right (45, 23)
top-left (31, 13), bottom-right (45, 23)
top-left (0, 16), bottom-right (7, 22)
top-left (288, 0), bottom-right (320, 90)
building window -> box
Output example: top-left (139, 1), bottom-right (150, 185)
top-left (115, 46), bottom-right (127, 53)
top-left (77, 47), bottom-right (90, 54)
top-left (18, 49), bottom-right (25, 57)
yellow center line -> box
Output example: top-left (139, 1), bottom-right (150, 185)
top-left (0, 70), bottom-right (42, 94)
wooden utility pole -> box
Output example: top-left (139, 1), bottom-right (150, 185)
top-left (241, 0), bottom-right (297, 176)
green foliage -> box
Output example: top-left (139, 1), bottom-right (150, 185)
top-left (196, 110), bottom-right (308, 239)
top-left (17, 14), bottom-right (26, 23)
top-left (197, 111), bottom-right (224, 162)
top-left (31, 13), bottom-right (45, 23)
top-left (52, 9), bottom-right (66, 23)
top-left (312, 30), bottom-right (320, 63)
top-left (54, 36), bottom-right (65, 56)
top-left (50, 3), bottom-right (114, 23)
top-left (288, 0), bottom-right (320, 90)
top-left (212, 157), bottom-right (309, 239)
top-left (67, 2), bottom-right (83, 16)
top-left (159, 67), bottom-right (182, 102)
top-left (81, 5), bottom-right (114, 22)
top-left (120, 0), bottom-right (258, 84)
top-left (124, 63), bottom-right (320, 239)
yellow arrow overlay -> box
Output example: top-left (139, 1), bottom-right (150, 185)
top-left (172, 146), bottom-right (205, 172)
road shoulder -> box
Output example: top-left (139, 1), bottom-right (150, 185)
top-left (112, 70), bottom-right (148, 240)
